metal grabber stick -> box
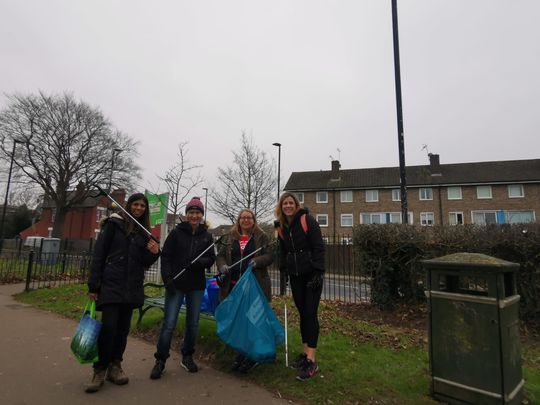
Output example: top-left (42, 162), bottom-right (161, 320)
top-left (94, 184), bottom-right (159, 243)
top-left (285, 303), bottom-right (289, 367)
top-left (172, 234), bottom-right (225, 280)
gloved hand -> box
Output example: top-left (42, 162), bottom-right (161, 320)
top-left (215, 273), bottom-right (226, 287)
top-left (219, 264), bottom-right (229, 274)
top-left (248, 259), bottom-right (257, 269)
top-left (306, 271), bottom-right (324, 291)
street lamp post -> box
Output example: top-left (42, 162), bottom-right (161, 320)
top-left (202, 187), bottom-right (208, 221)
top-left (107, 148), bottom-right (122, 215)
top-left (272, 143), bottom-right (281, 201)
top-left (0, 139), bottom-right (23, 254)
top-left (272, 142), bottom-right (285, 295)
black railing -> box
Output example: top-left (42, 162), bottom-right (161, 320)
top-left (0, 234), bottom-right (369, 303)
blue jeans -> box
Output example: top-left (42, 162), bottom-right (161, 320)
top-left (154, 288), bottom-right (204, 360)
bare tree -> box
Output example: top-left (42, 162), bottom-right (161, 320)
top-left (156, 142), bottom-right (204, 217)
top-left (212, 133), bottom-right (276, 223)
top-left (0, 91), bottom-right (140, 237)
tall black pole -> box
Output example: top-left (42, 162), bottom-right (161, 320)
top-left (0, 140), bottom-right (20, 254)
top-left (391, 0), bottom-right (408, 224)
top-left (202, 187), bottom-right (208, 221)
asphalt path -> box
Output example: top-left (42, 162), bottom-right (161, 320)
top-left (0, 283), bottom-right (291, 405)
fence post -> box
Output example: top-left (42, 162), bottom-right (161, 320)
top-left (25, 250), bottom-right (34, 292)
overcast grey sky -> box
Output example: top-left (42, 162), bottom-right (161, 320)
top-left (1, 0), bottom-right (539, 225)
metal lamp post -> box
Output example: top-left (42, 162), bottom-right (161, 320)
top-left (202, 187), bottom-right (208, 221)
top-left (272, 142), bottom-right (285, 295)
top-left (0, 139), bottom-right (23, 254)
top-left (106, 148), bottom-right (122, 215)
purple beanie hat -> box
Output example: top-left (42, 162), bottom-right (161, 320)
top-left (185, 197), bottom-right (204, 214)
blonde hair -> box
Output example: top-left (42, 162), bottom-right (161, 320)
top-left (231, 208), bottom-right (263, 238)
top-left (275, 192), bottom-right (301, 226)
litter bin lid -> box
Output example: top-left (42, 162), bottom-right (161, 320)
top-left (422, 253), bottom-right (519, 273)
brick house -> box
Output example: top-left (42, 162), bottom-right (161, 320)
top-left (20, 189), bottom-right (126, 240)
top-left (283, 155), bottom-right (540, 238)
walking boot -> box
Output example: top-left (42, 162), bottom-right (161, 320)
top-left (106, 360), bottom-right (129, 385)
top-left (150, 359), bottom-right (166, 380)
top-left (85, 368), bottom-right (106, 393)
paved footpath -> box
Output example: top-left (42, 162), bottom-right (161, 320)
top-left (0, 284), bottom-right (292, 405)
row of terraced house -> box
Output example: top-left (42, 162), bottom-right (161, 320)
top-left (283, 154), bottom-right (540, 239)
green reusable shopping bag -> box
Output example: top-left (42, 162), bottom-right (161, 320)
top-left (70, 300), bottom-right (102, 364)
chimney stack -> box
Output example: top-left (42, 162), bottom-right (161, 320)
top-left (428, 153), bottom-right (441, 175)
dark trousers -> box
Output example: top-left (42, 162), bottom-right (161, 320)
top-left (94, 303), bottom-right (133, 370)
top-left (289, 272), bottom-right (322, 348)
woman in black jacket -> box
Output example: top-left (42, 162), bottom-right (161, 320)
top-left (86, 193), bottom-right (160, 393)
top-left (275, 192), bottom-right (325, 381)
top-left (150, 197), bottom-right (215, 380)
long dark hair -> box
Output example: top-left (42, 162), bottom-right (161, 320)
top-left (275, 192), bottom-right (301, 226)
top-left (123, 193), bottom-right (151, 235)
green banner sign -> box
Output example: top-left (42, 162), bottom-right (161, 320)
top-left (145, 192), bottom-right (167, 227)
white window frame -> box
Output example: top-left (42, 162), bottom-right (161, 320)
top-left (419, 188), bottom-right (433, 201)
top-left (420, 212), bottom-right (434, 226)
top-left (340, 190), bottom-right (353, 203)
top-left (316, 191), bottom-right (328, 203)
top-left (508, 185), bottom-right (524, 199)
top-left (316, 214), bottom-right (328, 227)
top-left (507, 210), bottom-right (535, 224)
top-left (447, 186), bottom-right (462, 200)
top-left (295, 192), bottom-right (304, 203)
top-left (341, 214), bottom-right (353, 227)
top-left (322, 236), bottom-right (329, 244)
top-left (361, 213), bottom-right (382, 224)
top-left (392, 189), bottom-right (401, 202)
top-left (96, 206), bottom-right (107, 223)
top-left (476, 186), bottom-right (492, 199)
top-left (340, 236), bottom-right (353, 245)
top-left (365, 190), bottom-right (379, 203)
top-left (471, 210), bottom-right (498, 225)
top-left (448, 211), bottom-right (464, 225)
top-left (360, 212), bottom-right (413, 225)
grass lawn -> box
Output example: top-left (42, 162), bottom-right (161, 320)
top-left (15, 283), bottom-right (540, 405)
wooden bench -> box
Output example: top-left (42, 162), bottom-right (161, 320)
top-left (136, 282), bottom-right (216, 327)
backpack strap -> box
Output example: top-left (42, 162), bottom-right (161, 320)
top-left (278, 214), bottom-right (308, 240)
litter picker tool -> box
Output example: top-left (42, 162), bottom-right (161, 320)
top-left (285, 303), bottom-right (289, 367)
top-left (94, 184), bottom-right (159, 243)
top-left (225, 239), bottom-right (277, 272)
top-left (172, 234), bottom-right (225, 280)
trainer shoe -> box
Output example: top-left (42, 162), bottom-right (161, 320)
top-left (231, 353), bottom-right (245, 371)
top-left (296, 359), bottom-right (319, 381)
top-left (238, 358), bottom-right (259, 373)
top-left (181, 355), bottom-right (199, 373)
top-left (290, 353), bottom-right (307, 369)
top-left (150, 360), bottom-right (165, 380)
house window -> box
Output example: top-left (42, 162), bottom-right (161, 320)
top-left (447, 187), bottom-right (462, 200)
top-left (295, 192), bottom-right (304, 203)
top-left (508, 185), bottom-right (524, 198)
top-left (316, 191), bottom-right (328, 203)
top-left (96, 207), bottom-right (107, 223)
top-left (472, 211), bottom-right (497, 224)
top-left (507, 211), bottom-right (534, 223)
top-left (316, 214), bottom-right (328, 227)
top-left (449, 212), bottom-right (464, 225)
top-left (392, 189), bottom-right (401, 201)
top-left (340, 190), bottom-right (353, 203)
top-left (361, 213), bottom-right (382, 224)
top-left (420, 212), bottom-right (434, 226)
top-left (322, 236), bottom-right (329, 244)
top-left (340, 237), bottom-right (353, 245)
top-left (419, 188), bottom-right (433, 201)
top-left (341, 214), bottom-right (353, 227)
top-left (476, 186), bottom-right (492, 199)
top-left (365, 190), bottom-right (379, 202)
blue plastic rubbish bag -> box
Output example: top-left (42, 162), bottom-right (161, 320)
top-left (215, 266), bottom-right (284, 363)
top-left (71, 300), bottom-right (102, 364)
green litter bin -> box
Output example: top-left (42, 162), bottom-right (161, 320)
top-left (423, 253), bottom-right (524, 405)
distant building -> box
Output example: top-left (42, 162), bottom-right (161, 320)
top-left (284, 155), bottom-right (540, 238)
top-left (20, 189), bottom-right (126, 240)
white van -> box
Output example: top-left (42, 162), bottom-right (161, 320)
top-left (24, 236), bottom-right (44, 248)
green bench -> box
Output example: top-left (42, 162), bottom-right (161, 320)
top-left (136, 282), bottom-right (216, 327)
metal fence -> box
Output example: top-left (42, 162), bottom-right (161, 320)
top-left (0, 235), bottom-right (369, 303)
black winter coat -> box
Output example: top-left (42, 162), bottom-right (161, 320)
top-left (88, 214), bottom-right (160, 310)
top-left (278, 208), bottom-right (325, 276)
top-left (161, 221), bottom-right (215, 292)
